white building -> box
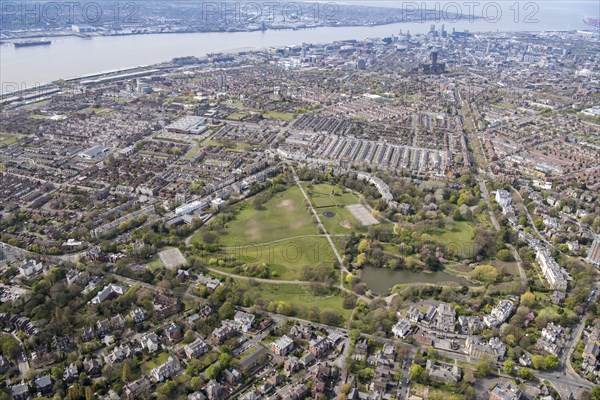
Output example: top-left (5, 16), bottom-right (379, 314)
top-left (198, 273), bottom-right (221, 290)
top-left (119, 146), bottom-right (135, 157)
top-left (19, 259), bottom-right (43, 277)
top-left (233, 311), bottom-right (255, 332)
top-left (90, 284), bottom-right (128, 304)
top-left (175, 199), bottom-right (208, 216)
top-left (536, 250), bottom-right (568, 291)
top-left (79, 144), bottom-right (107, 160)
top-left (357, 172), bottom-right (398, 208)
top-left (537, 322), bottom-right (569, 355)
top-left (165, 116), bottom-right (208, 134)
top-left (139, 333), bottom-right (160, 353)
top-left (150, 357), bottom-right (181, 382)
top-left (71, 24), bottom-right (97, 33)
top-left (183, 338), bottom-right (209, 359)
top-left (484, 300), bottom-right (514, 328)
top-left (495, 189), bottom-right (512, 208)
top-left (437, 303), bottom-right (456, 332)
top-left (211, 198), bottom-right (225, 209)
top-left (392, 319), bottom-right (412, 339)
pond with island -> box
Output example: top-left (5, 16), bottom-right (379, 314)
top-left (360, 265), bottom-right (472, 295)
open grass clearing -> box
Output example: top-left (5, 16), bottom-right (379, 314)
top-left (410, 383), bottom-right (466, 400)
top-left (429, 220), bottom-right (475, 258)
top-left (246, 282), bottom-right (353, 321)
top-left (217, 186), bottom-right (319, 246)
top-left (318, 205), bottom-right (362, 236)
top-left (262, 111), bottom-right (294, 121)
top-left (227, 112), bottom-right (247, 120)
top-left (199, 186), bottom-right (339, 280)
top-left (183, 145), bottom-right (203, 159)
top-left (218, 235), bottom-right (335, 280)
top-left (302, 182), bottom-right (359, 207)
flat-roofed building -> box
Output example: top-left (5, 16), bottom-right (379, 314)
top-left (165, 116), bottom-right (208, 134)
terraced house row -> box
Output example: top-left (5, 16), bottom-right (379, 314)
top-left (316, 134), bottom-right (447, 176)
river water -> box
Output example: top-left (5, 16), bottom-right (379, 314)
top-left (1, 1), bottom-right (597, 93)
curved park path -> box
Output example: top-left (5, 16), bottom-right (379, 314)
top-left (205, 266), bottom-right (326, 285)
top-left (218, 233), bottom-right (351, 250)
top-left (288, 164), bottom-right (372, 304)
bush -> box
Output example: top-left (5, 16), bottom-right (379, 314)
top-left (497, 249), bottom-right (514, 262)
top-left (470, 264), bottom-right (499, 284)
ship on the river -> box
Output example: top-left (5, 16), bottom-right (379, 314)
top-left (13, 40), bottom-right (52, 48)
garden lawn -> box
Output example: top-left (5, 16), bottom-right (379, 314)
top-left (143, 351), bottom-right (170, 373)
top-left (411, 383), bottom-right (465, 400)
top-left (536, 304), bottom-right (577, 321)
top-left (146, 258), bottom-right (164, 272)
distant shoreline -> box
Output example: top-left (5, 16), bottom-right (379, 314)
top-left (0, 16), bottom-right (469, 42)
top-left (2, 23), bottom-right (596, 97)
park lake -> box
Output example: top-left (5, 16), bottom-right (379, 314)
top-left (360, 265), bottom-right (471, 295)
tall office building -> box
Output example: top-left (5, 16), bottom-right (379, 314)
top-left (356, 58), bottom-right (366, 70)
top-left (217, 75), bottom-right (226, 89)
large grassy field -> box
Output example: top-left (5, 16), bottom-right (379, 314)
top-left (204, 186), bottom-right (339, 280)
top-left (247, 282), bottom-right (353, 321)
top-left (220, 186), bottom-right (319, 246)
top-left (303, 182), bottom-right (364, 236)
top-left (220, 236), bottom-right (335, 280)
top-left (202, 139), bottom-right (253, 152)
top-left (303, 183), bottom-right (359, 207)
top-left (262, 111), bottom-right (295, 121)
top-left (226, 112), bottom-right (247, 121)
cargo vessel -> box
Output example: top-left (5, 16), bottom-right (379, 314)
top-left (14, 40), bottom-right (52, 48)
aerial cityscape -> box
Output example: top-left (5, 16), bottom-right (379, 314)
top-left (0, 1), bottom-right (599, 400)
